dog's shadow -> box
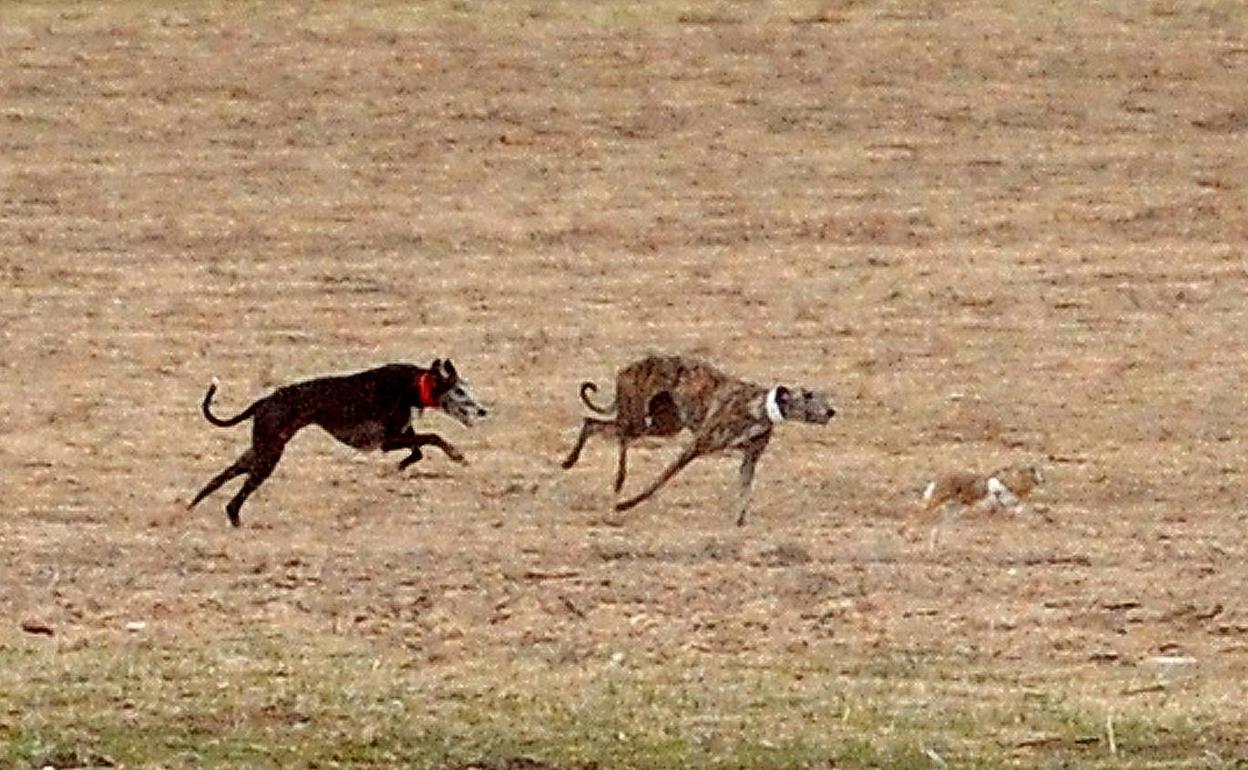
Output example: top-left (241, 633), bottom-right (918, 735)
top-left (391, 470), bottom-right (457, 481)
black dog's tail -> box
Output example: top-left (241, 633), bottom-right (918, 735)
top-left (201, 378), bottom-right (258, 427)
top-left (579, 381), bottom-right (615, 415)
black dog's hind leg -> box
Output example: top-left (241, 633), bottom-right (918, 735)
top-left (223, 448), bottom-right (283, 527)
top-left (189, 449), bottom-right (254, 510)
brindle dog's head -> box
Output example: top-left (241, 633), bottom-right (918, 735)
top-left (429, 358), bottom-right (489, 426)
top-left (774, 385), bottom-right (837, 425)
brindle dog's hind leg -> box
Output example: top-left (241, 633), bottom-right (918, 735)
top-left (614, 439), bottom-right (629, 493)
top-left (614, 443), bottom-right (701, 512)
top-left (561, 418), bottom-right (617, 469)
top-left (613, 392), bottom-right (678, 494)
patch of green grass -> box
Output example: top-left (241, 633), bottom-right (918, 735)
top-left (2, 635), bottom-right (1244, 769)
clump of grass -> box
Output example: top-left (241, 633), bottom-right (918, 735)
top-left (2, 635), bottom-right (1241, 769)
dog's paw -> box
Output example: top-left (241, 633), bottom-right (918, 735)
top-left (446, 449), bottom-right (469, 465)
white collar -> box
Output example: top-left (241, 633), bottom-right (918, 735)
top-left (764, 387), bottom-right (786, 424)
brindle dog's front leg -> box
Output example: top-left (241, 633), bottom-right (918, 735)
top-left (734, 434), bottom-right (771, 526)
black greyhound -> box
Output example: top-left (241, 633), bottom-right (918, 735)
top-left (189, 359), bottom-right (488, 526)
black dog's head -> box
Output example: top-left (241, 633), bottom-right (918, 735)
top-left (427, 358), bottom-right (489, 426)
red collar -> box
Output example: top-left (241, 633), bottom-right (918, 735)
top-left (417, 371), bottom-right (437, 409)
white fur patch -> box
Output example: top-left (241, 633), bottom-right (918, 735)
top-left (986, 476), bottom-right (1020, 508)
top-left (764, 387), bottom-right (785, 424)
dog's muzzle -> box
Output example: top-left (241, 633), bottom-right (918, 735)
top-left (455, 404), bottom-right (489, 427)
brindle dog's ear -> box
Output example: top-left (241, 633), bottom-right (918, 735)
top-left (443, 359), bottom-right (458, 381)
top-left (773, 386), bottom-right (792, 419)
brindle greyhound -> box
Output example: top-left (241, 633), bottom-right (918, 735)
top-left (561, 355), bottom-right (836, 525)
top-left (189, 359), bottom-right (487, 527)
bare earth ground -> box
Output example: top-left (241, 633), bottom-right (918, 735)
top-left (1, 2), bottom-right (1247, 767)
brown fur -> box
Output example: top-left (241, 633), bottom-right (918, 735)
top-left (561, 355), bottom-right (836, 525)
top-left (912, 463), bottom-right (1045, 542)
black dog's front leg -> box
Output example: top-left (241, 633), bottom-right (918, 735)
top-left (413, 433), bottom-right (467, 465)
top-left (381, 430), bottom-right (425, 470)
top-left (398, 446), bottom-right (424, 470)
top-left (383, 429), bottom-right (467, 469)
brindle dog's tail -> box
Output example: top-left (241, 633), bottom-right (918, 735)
top-left (579, 381), bottom-right (615, 415)
top-left (201, 378), bottom-right (258, 427)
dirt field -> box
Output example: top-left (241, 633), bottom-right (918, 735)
top-left (2, 2), bottom-right (1246, 767)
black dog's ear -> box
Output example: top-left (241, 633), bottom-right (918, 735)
top-left (429, 358), bottom-right (443, 377)
top-left (442, 359), bottom-right (457, 381)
